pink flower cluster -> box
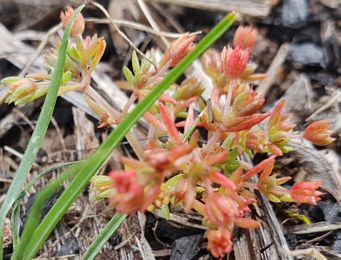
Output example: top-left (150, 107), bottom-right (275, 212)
top-left (90, 25), bottom-right (334, 259)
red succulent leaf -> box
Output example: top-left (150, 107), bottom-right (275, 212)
top-left (184, 106), bottom-right (194, 134)
top-left (223, 112), bottom-right (270, 132)
top-left (205, 150), bottom-right (229, 166)
top-left (209, 171), bottom-right (236, 191)
top-left (267, 143), bottom-right (283, 156)
top-left (159, 94), bottom-right (177, 104)
top-left (168, 144), bottom-right (193, 162)
top-left (159, 102), bottom-right (183, 143)
top-left (234, 217), bottom-right (259, 229)
top-left (244, 155), bottom-right (276, 179)
top-left (175, 96), bottom-right (198, 112)
top-left (144, 112), bottom-right (167, 132)
top-left (268, 100), bottom-right (285, 129)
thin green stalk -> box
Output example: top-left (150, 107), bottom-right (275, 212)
top-left (82, 214), bottom-right (126, 260)
top-left (0, 5), bottom-right (85, 259)
top-left (23, 12), bottom-right (237, 259)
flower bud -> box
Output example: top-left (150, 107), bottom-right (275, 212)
top-left (303, 120), bottom-right (335, 146)
top-left (67, 36), bottom-right (106, 74)
top-left (108, 170), bottom-right (145, 215)
top-left (268, 100), bottom-right (295, 132)
top-left (60, 5), bottom-right (85, 37)
top-left (201, 48), bottom-right (222, 77)
top-left (171, 177), bottom-right (197, 212)
top-left (233, 26), bottom-right (257, 50)
top-left (173, 77), bottom-right (204, 101)
top-left (145, 148), bottom-right (171, 172)
top-left (290, 181), bottom-right (323, 205)
top-left (257, 173), bottom-right (291, 203)
top-left (12, 80), bottom-right (36, 100)
top-left (171, 178), bottom-right (190, 204)
top-left (205, 193), bottom-right (240, 226)
top-left (160, 33), bottom-right (196, 67)
top-left (232, 90), bottom-right (264, 116)
top-left (221, 46), bottom-right (249, 80)
top-left (90, 175), bottom-right (116, 200)
top-left (207, 229), bottom-right (233, 258)
top-left (1, 77), bottom-right (38, 105)
top-left (246, 131), bottom-right (266, 152)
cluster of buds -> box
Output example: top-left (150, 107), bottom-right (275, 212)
top-left (122, 34), bottom-right (196, 101)
top-left (90, 25), bottom-right (335, 259)
top-left (0, 8), bottom-right (336, 258)
top-left (0, 75), bottom-right (46, 105)
top-left (1, 6), bottom-right (105, 108)
top-left (303, 120), bottom-right (335, 146)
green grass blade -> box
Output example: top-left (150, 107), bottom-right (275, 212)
top-left (23, 12), bottom-right (237, 259)
top-left (82, 214), bottom-right (126, 260)
top-left (12, 163), bottom-right (81, 260)
top-left (11, 161), bottom-right (82, 249)
top-left (0, 5), bottom-right (85, 259)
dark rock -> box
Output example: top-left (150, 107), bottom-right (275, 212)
top-left (281, 0), bottom-right (309, 28)
top-left (170, 234), bottom-right (202, 260)
top-left (109, 233), bottom-right (122, 247)
top-left (56, 237), bottom-right (80, 256)
top-left (290, 43), bottom-right (326, 67)
top-left (306, 72), bottom-right (336, 87)
top-left (308, 205), bottom-right (325, 222)
top-left (155, 218), bottom-right (204, 243)
top-left (21, 187), bottom-right (64, 233)
top-left (145, 213), bottom-right (204, 250)
top-left (293, 26), bottom-right (322, 44)
top-left (51, 99), bottom-right (74, 126)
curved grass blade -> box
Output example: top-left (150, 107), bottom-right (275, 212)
top-left (11, 161), bottom-right (82, 249)
top-left (0, 5), bottom-right (85, 258)
top-left (82, 214), bottom-right (126, 260)
top-left (23, 12), bottom-right (237, 259)
top-left (12, 162), bottom-right (81, 260)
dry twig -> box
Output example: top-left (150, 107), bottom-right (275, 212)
top-left (146, 0), bottom-right (272, 17)
top-left (85, 18), bottom-right (201, 38)
top-left (305, 90), bottom-right (341, 122)
top-left (256, 43), bottom-right (290, 97)
top-left (90, 1), bottom-right (156, 67)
